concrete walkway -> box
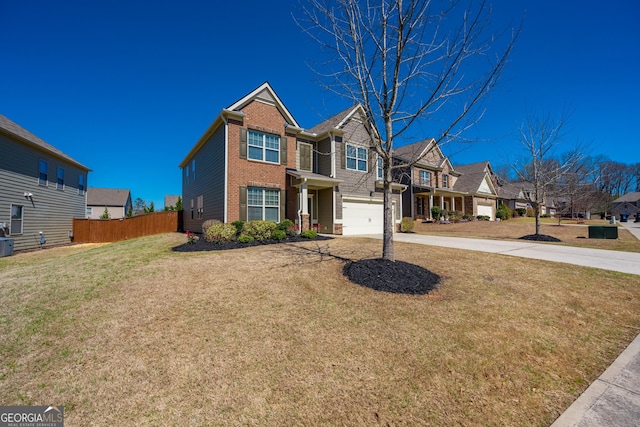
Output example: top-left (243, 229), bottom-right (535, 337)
top-left (359, 224), bottom-right (640, 426)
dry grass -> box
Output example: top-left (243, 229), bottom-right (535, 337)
top-left (413, 217), bottom-right (640, 252)
top-left (1, 233), bottom-right (640, 426)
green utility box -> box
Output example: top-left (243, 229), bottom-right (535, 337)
top-left (588, 226), bottom-right (618, 239)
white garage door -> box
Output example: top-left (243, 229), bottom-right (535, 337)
top-left (477, 204), bottom-right (493, 219)
top-left (342, 200), bottom-right (384, 235)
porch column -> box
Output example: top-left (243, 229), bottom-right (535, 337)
top-left (300, 182), bottom-right (310, 232)
top-left (452, 196), bottom-right (456, 212)
top-left (429, 194), bottom-right (434, 219)
top-left (440, 195), bottom-right (444, 210)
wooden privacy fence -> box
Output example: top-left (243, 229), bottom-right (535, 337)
top-left (72, 211), bottom-right (181, 243)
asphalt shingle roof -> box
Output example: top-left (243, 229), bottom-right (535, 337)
top-left (87, 188), bottom-right (131, 206)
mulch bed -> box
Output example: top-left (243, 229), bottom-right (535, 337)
top-left (343, 258), bottom-right (441, 295)
top-left (172, 234), bottom-right (333, 252)
top-left (519, 234), bottom-right (562, 242)
top-left (174, 235), bottom-right (440, 295)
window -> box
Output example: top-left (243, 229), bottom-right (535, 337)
top-left (247, 188), bottom-right (279, 222)
top-left (197, 195), bottom-right (204, 219)
top-left (185, 165), bottom-right (190, 184)
top-left (78, 174), bottom-right (85, 195)
top-left (86, 207), bottom-right (93, 216)
top-left (377, 157), bottom-right (383, 180)
top-left (10, 204), bottom-right (23, 235)
top-left (346, 143), bottom-right (367, 172)
top-left (420, 170), bottom-right (430, 186)
top-left (192, 159), bottom-right (196, 181)
top-left (248, 130), bottom-right (279, 163)
top-left (39, 160), bottom-right (48, 186)
top-left (57, 167), bottom-right (65, 190)
top-left (443, 174), bottom-right (449, 188)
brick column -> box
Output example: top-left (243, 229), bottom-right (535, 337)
top-left (301, 213), bottom-right (310, 232)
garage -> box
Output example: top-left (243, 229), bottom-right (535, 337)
top-left (477, 204), bottom-right (494, 220)
top-left (342, 199), bottom-right (384, 235)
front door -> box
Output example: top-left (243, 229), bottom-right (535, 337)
top-left (307, 194), bottom-right (317, 224)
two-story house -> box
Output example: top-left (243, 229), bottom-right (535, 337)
top-left (394, 140), bottom-right (499, 220)
top-left (0, 114), bottom-right (90, 251)
top-left (179, 82), bottom-right (403, 235)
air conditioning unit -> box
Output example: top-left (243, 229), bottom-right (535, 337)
top-left (0, 238), bottom-right (14, 257)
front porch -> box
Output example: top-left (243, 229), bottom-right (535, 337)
top-left (412, 188), bottom-right (468, 220)
top-left (286, 170), bottom-right (342, 234)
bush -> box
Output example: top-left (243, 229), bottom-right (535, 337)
top-left (272, 229), bottom-right (286, 241)
top-left (243, 220), bottom-right (277, 241)
top-left (526, 208), bottom-right (535, 217)
top-left (231, 220), bottom-right (245, 236)
top-left (431, 206), bottom-right (442, 221)
top-left (541, 213), bottom-right (551, 218)
top-left (400, 217), bottom-right (415, 232)
top-left (277, 219), bottom-right (296, 236)
top-left (477, 215), bottom-right (490, 221)
top-left (204, 223), bottom-right (237, 243)
top-left (515, 208), bottom-right (527, 217)
top-left (462, 214), bottom-right (474, 221)
top-left (496, 204), bottom-right (511, 221)
top-left (201, 219), bottom-right (221, 235)
top-left (237, 234), bottom-right (254, 244)
top-left (300, 229), bottom-right (318, 239)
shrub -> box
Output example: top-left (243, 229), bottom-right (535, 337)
top-left (272, 229), bottom-right (286, 241)
top-left (400, 217), bottom-right (415, 232)
top-left (237, 234), bottom-right (254, 244)
top-left (496, 204), bottom-right (511, 221)
top-left (201, 219), bottom-right (221, 235)
top-left (477, 215), bottom-right (490, 221)
top-left (431, 206), bottom-right (442, 220)
top-left (300, 229), bottom-right (318, 239)
top-left (277, 219), bottom-right (296, 236)
top-left (231, 220), bottom-right (245, 236)
top-left (515, 208), bottom-right (527, 217)
top-left (526, 208), bottom-right (535, 217)
top-left (541, 213), bottom-right (551, 218)
top-left (204, 223), bottom-right (237, 243)
top-left (243, 220), bottom-right (277, 241)
top-left (462, 214), bottom-right (474, 221)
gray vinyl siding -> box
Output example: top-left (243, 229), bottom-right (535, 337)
top-left (317, 188), bottom-right (333, 232)
top-left (0, 132), bottom-right (88, 251)
top-left (182, 123), bottom-right (225, 233)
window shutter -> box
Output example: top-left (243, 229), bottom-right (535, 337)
top-left (300, 143), bottom-right (311, 171)
top-left (239, 186), bottom-right (247, 221)
top-left (280, 137), bottom-right (287, 165)
top-left (280, 190), bottom-right (286, 221)
top-left (340, 142), bottom-right (346, 169)
top-left (368, 149), bottom-right (376, 173)
top-left (240, 129), bottom-right (247, 159)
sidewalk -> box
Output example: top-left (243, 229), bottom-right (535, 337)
top-left (360, 224), bottom-right (640, 426)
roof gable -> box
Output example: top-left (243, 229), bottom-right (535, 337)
top-left (227, 82), bottom-right (299, 128)
top-left (393, 139), bottom-right (444, 166)
top-left (613, 192), bottom-right (640, 203)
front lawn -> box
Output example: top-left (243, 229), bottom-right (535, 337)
top-left (1, 233), bottom-right (639, 425)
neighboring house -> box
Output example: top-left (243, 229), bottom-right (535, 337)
top-left (452, 161), bottom-right (499, 220)
top-left (394, 139), bottom-right (469, 220)
top-left (0, 114), bottom-right (90, 251)
top-left (164, 195), bottom-right (180, 210)
top-left (611, 192), bottom-right (640, 219)
top-left (498, 182), bottom-right (556, 216)
top-left (179, 82), bottom-right (403, 235)
top-left (86, 188), bottom-right (132, 219)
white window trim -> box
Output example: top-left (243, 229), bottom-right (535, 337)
top-left (248, 130), bottom-right (280, 164)
top-left (346, 143), bottom-right (368, 172)
top-left (247, 188), bottom-right (280, 222)
top-left (10, 204), bottom-right (23, 235)
top-left (420, 170), bottom-right (430, 186)
top-left (443, 174), bottom-right (449, 188)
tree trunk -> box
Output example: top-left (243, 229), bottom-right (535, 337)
top-left (382, 179), bottom-right (395, 261)
top-left (535, 206), bottom-right (541, 235)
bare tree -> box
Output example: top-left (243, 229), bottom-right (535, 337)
top-left (299, 0), bottom-right (519, 261)
top-left (513, 112), bottom-right (583, 235)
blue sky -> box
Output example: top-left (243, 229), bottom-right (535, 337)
top-left (2, 1), bottom-right (639, 207)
